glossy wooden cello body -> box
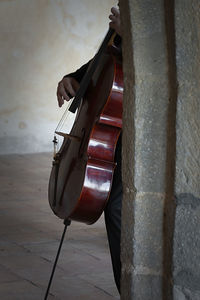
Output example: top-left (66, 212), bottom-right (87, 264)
top-left (48, 29), bottom-right (123, 224)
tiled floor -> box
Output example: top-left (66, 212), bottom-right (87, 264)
top-left (0, 153), bottom-right (119, 300)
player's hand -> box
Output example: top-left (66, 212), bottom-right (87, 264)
top-left (109, 7), bottom-right (121, 36)
top-left (57, 77), bottom-right (80, 107)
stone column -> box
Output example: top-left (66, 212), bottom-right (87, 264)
top-left (173, 1), bottom-right (200, 299)
top-left (119, 0), bottom-right (176, 299)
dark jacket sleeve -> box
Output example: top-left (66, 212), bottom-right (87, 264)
top-left (64, 60), bottom-right (91, 83)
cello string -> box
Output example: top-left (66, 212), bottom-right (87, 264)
top-left (55, 98), bottom-right (74, 132)
top-left (54, 98), bottom-right (76, 153)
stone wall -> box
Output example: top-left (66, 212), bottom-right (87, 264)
top-left (120, 0), bottom-right (200, 299)
top-left (173, 0), bottom-right (200, 299)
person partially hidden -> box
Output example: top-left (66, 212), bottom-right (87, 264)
top-left (56, 5), bottom-right (122, 293)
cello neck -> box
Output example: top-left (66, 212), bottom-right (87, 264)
top-left (69, 28), bottom-right (115, 113)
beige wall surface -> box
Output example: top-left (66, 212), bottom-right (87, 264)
top-left (0, 0), bottom-right (116, 154)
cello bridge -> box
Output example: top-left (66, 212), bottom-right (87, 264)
top-left (55, 131), bottom-right (81, 141)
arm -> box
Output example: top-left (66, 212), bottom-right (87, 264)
top-left (57, 61), bottom-right (90, 107)
top-left (64, 61), bottom-right (91, 83)
top-left (57, 6), bottom-right (121, 108)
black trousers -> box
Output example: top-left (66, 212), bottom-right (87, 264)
top-left (104, 137), bottom-right (122, 294)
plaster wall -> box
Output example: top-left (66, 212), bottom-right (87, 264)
top-left (0, 0), bottom-right (116, 154)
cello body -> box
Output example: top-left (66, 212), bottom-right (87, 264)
top-left (48, 45), bottom-right (123, 225)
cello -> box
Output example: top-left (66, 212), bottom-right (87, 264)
top-left (48, 28), bottom-right (123, 225)
top-left (44, 28), bottom-right (123, 299)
